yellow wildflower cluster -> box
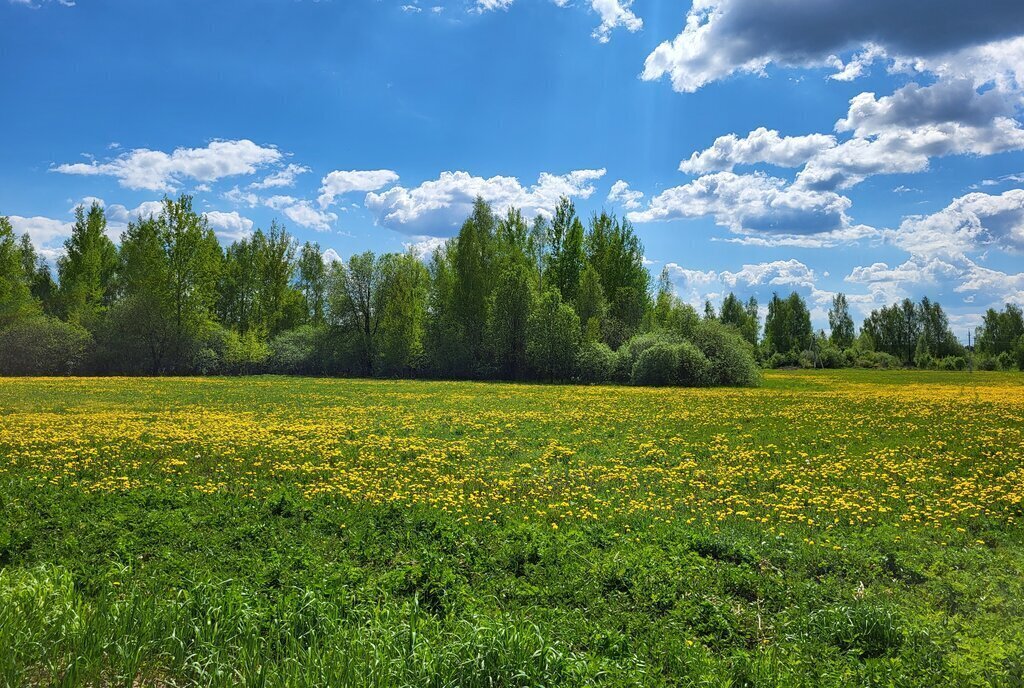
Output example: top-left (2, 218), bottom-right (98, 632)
top-left (1, 372), bottom-right (1021, 537)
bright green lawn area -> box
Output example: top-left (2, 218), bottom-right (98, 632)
top-left (1, 370), bottom-right (1023, 686)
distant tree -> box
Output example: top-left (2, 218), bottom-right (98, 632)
top-left (528, 289), bottom-right (581, 380)
top-left (719, 292), bottom-right (758, 346)
top-left (976, 303), bottom-right (1024, 356)
top-left (113, 196), bottom-right (221, 372)
top-left (297, 242), bottom-right (328, 325)
top-left (452, 197), bottom-right (496, 369)
top-left (489, 262), bottom-right (534, 379)
top-left (918, 296), bottom-right (962, 358)
top-left (547, 197), bottom-right (585, 304)
top-left (860, 298), bottom-right (950, 364)
top-left (376, 252), bottom-right (429, 375)
top-left (17, 233), bottom-right (57, 315)
top-left (254, 222), bottom-right (299, 336)
top-left (828, 293), bottom-right (855, 349)
top-left (764, 292), bottom-right (812, 356)
top-left (329, 251), bottom-right (389, 375)
top-left (0, 216), bottom-right (39, 329)
top-left (112, 216), bottom-right (176, 373)
top-left (704, 299), bottom-right (716, 320)
top-left (584, 211), bottom-right (649, 345)
top-left (57, 202), bottom-right (118, 328)
top-left (575, 263), bottom-right (606, 338)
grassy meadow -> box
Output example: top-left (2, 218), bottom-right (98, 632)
top-left (2, 370), bottom-right (1024, 686)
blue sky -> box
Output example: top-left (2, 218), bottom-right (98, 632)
top-left (3, 0), bottom-right (1024, 334)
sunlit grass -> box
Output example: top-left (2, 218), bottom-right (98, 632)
top-left (2, 370), bottom-right (1023, 685)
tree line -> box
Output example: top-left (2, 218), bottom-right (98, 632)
top-left (1, 195), bottom-right (1022, 383)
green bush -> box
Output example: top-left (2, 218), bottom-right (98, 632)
top-left (576, 341), bottom-right (616, 383)
top-left (675, 341), bottom-right (712, 386)
top-left (937, 355), bottom-right (967, 371)
top-left (614, 332), bottom-right (674, 383)
top-left (0, 317), bottom-right (93, 375)
top-left (818, 345), bottom-right (847, 369)
top-left (269, 325), bottom-right (326, 375)
top-left (854, 351), bottom-right (902, 369)
top-left (631, 342), bottom-right (679, 386)
top-left (691, 320), bottom-right (760, 387)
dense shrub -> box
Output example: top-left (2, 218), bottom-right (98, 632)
top-left (675, 341), bottom-right (712, 386)
top-left (269, 325), bottom-right (326, 375)
top-left (936, 355), bottom-right (967, 371)
top-left (853, 351), bottom-right (902, 369)
top-left (614, 332), bottom-right (674, 383)
top-left (576, 341), bottom-right (616, 383)
top-left (222, 331), bottom-right (271, 375)
top-left (690, 320), bottom-right (760, 387)
top-left (0, 317), bottom-right (92, 375)
top-left (818, 345), bottom-right (847, 369)
top-left (631, 342), bottom-right (679, 386)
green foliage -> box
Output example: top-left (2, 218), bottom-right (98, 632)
top-left (221, 329), bottom-right (271, 374)
top-left (675, 340), bottom-right (712, 386)
top-left (2, 372), bottom-right (1023, 686)
top-left (690, 319), bottom-right (761, 386)
top-left (764, 292), bottom-right (813, 357)
top-left (527, 289), bottom-right (581, 380)
top-left (489, 263), bottom-right (535, 379)
top-left (863, 297), bottom-right (963, 364)
top-left (828, 293), bottom-right (855, 349)
top-left (114, 196), bottom-right (222, 373)
top-left (0, 216), bottom-right (39, 329)
top-left (6, 196), bottom-right (1016, 383)
top-left (297, 241), bottom-right (328, 325)
top-left (631, 342), bottom-right (679, 386)
top-left (269, 324), bottom-right (328, 374)
top-left (719, 292), bottom-right (759, 346)
top-left (0, 316), bottom-right (92, 374)
top-left (975, 303), bottom-right (1024, 356)
top-left (576, 340), bottom-right (616, 383)
top-left (57, 202), bottom-right (118, 329)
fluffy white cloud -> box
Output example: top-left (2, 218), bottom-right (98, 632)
top-left (365, 168), bottom-right (605, 236)
top-left (279, 200), bottom-right (338, 232)
top-left (606, 180), bottom-right (644, 209)
top-left (887, 189), bottom-right (1024, 260)
top-left (8, 215), bottom-right (73, 247)
top-left (402, 236), bottom-right (448, 260)
top-left (54, 140), bottom-right (283, 192)
top-left (677, 79), bottom-right (1024, 192)
top-left (626, 171), bottom-right (875, 247)
top-left (642, 0), bottom-right (1024, 93)
top-left (203, 210), bottom-right (254, 242)
top-left (249, 164), bottom-right (310, 190)
top-left (223, 188), bottom-right (339, 232)
top-left (318, 169), bottom-right (399, 208)
top-left (321, 248), bottom-right (344, 265)
top-left (836, 79), bottom-right (1018, 137)
top-left (679, 127), bottom-right (836, 174)
top-left (587, 0), bottom-right (642, 43)
top-left (663, 258), bottom-right (819, 308)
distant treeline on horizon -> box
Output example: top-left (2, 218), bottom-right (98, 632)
top-left (2, 195), bottom-right (1023, 384)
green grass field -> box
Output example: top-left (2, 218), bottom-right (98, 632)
top-left (2, 370), bottom-right (1024, 686)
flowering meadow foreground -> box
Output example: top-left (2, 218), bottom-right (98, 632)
top-left (1, 371), bottom-right (1023, 686)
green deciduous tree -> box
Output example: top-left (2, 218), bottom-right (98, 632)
top-left (0, 216), bottom-right (39, 329)
top-left (828, 293), bottom-right (855, 349)
top-left (527, 289), bottom-right (581, 381)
